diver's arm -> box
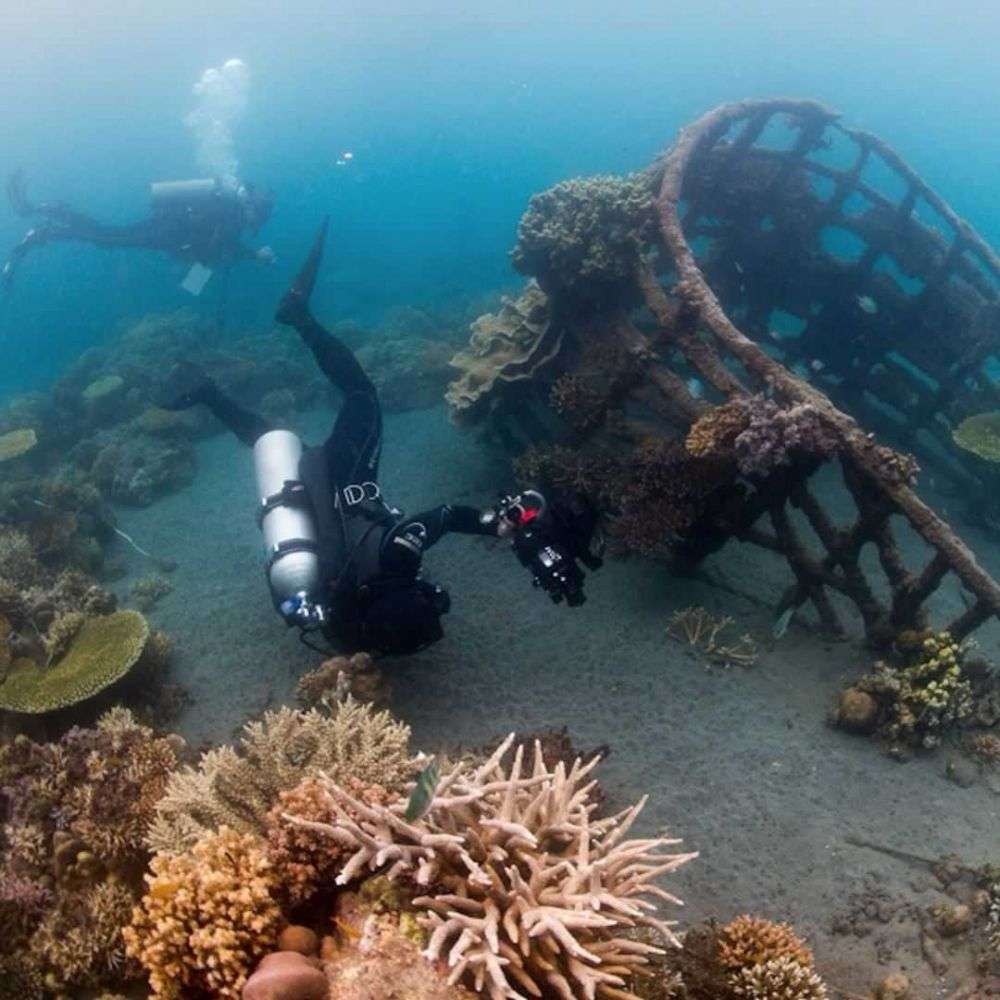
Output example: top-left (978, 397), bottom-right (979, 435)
top-left (380, 505), bottom-right (497, 574)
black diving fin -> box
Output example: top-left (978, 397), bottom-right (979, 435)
top-left (275, 216), bottom-right (329, 326)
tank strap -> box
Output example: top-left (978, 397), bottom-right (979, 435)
top-left (257, 479), bottom-right (310, 527)
top-left (265, 536), bottom-right (319, 573)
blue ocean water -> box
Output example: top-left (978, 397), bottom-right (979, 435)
top-left (3, 0), bottom-right (1000, 395)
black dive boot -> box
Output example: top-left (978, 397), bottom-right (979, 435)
top-left (274, 217), bottom-right (329, 327)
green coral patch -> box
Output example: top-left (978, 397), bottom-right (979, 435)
top-left (82, 374), bottom-right (125, 402)
top-left (0, 609), bottom-right (149, 713)
top-left (952, 411), bottom-right (1000, 462)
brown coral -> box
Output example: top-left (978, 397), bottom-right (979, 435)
top-left (717, 915), bottom-right (814, 972)
top-left (685, 401), bottom-right (751, 460)
top-left (283, 734), bottom-right (696, 1000)
top-left (147, 698), bottom-right (417, 855)
top-left (731, 957), bottom-right (827, 999)
top-left (124, 827), bottom-right (283, 999)
top-left (296, 652), bottom-right (390, 709)
top-left (265, 775), bottom-right (395, 905)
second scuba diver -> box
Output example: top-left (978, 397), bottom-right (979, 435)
top-left (2, 170), bottom-right (274, 291)
top-left (161, 220), bottom-right (604, 656)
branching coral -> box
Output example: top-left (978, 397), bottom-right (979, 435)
top-left (124, 826), bottom-right (283, 998)
top-left (512, 174), bottom-right (657, 305)
top-left (667, 607), bottom-right (759, 667)
top-left (147, 698), bottom-right (417, 854)
top-left (717, 916), bottom-right (814, 971)
top-left (0, 709), bottom-right (181, 994)
top-left (731, 957), bottom-right (827, 999)
top-left (264, 775), bottom-right (395, 905)
top-left (283, 734), bottom-right (696, 1000)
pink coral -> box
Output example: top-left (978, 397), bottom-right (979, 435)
top-left (732, 396), bottom-right (839, 478)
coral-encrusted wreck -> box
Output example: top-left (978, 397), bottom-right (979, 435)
top-left (448, 98), bottom-right (1000, 645)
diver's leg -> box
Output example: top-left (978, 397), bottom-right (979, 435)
top-left (275, 219), bottom-right (383, 481)
top-left (159, 362), bottom-right (272, 447)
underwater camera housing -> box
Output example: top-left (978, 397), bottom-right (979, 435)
top-left (487, 489), bottom-right (604, 607)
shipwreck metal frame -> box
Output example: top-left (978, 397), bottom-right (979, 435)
top-left (639, 98), bottom-right (1000, 643)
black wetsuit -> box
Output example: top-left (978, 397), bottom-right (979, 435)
top-left (195, 302), bottom-right (496, 650)
top-left (2, 176), bottom-right (262, 287)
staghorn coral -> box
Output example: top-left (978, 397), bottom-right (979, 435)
top-left (511, 174), bottom-right (657, 305)
top-left (283, 734), bottom-right (696, 1000)
top-left (731, 957), bottom-right (827, 999)
top-left (147, 697), bottom-right (417, 854)
top-left (667, 607), bottom-right (759, 667)
top-left (0, 608), bottom-right (149, 713)
top-left (124, 826), bottom-right (283, 999)
top-left (717, 915), bottom-right (814, 972)
top-left (446, 283), bottom-right (562, 424)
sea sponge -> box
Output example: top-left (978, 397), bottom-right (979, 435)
top-left (731, 956), bottom-right (828, 999)
top-left (0, 427), bottom-right (37, 463)
top-left (953, 411), bottom-right (1000, 462)
top-left (718, 915), bottom-right (814, 972)
top-left (283, 735), bottom-right (696, 1000)
top-left (147, 698), bottom-right (418, 855)
top-left (0, 609), bottom-right (149, 713)
top-left (124, 827), bottom-right (283, 999)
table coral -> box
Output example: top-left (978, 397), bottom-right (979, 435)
top-left (0, 427), bottom-right (38, 463)
top-left (283, 734), bottom-right (696, 1000)
top-left (0, 608), bottom-right (149, 713)
top-left (125, 826), bottom-right (283, 999)
top-left (147, 697), bottom-right (418, 855)
top-left (953, 411), bottom-right (1000, 463)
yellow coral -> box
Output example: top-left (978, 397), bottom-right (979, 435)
top-left (685, 400), bottom-right (751, 459)
top-left (0, 610), bottom-right (149, 713)
top-left (718, 915), bottom-right (814, 972)
top-left (124, 827), bottom-right (282, 999)
top-left (0, 427), bottom-right (37, 462)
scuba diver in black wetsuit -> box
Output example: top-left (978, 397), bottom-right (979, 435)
top-left (160, 220), bottom-right (604, 656)
top-left (2, 169), bottom-right (274, 290)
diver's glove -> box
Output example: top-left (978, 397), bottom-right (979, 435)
top-left (484, 489), bottom-right (604, 607)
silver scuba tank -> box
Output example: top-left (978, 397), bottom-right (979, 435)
top-left (149, 178), bottom-right (221, 212)
top-left (253, 430), bottom-right (322, 620)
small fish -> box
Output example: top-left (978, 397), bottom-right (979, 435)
top-left (810, 359), bottom-right (825, 373)
top-left (772, 606), bottom-right (795, 640)
top-left (686, 377), bottom-right (704, 399)
top-left (734, 261), bottom-right (744, 274)
top-left (404, 761), bottom-right (440, 822)
top-left (856, 294), bottom-right (878, 315)
top-left (768, 329), bottom-right (782, 342)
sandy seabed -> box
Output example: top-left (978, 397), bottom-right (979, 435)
top-left (112, 403), bottom-right (1000, 996)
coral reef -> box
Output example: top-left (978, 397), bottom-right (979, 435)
top-left (0, 609), bottom-right (150, 713)
top-left (838, 631), bottom-right (978, 750)
top-left (717, 915), bottom-right (814, 971)
top-left (667, 607), bottom-right (759, 667)
top-left (358, 336), bottom-right (457, 412)
top-left (282, 734), bottom-right (696, 1000)
top-left (147, 698), bottom-right (417, 854)
top-left (0, 708), bottom-right (181, 994)
top-left (296, 651), bottom-right (390, 709)
top-left (124, 826), bottom-right (283, 998)
top-left (87, 428), bottom-right (196, 506)
top-left (731, 957), bottom-right (827, 999)
top-left (687, 396), bottom-right (840, 480)
top-left (446, 283), bottom-right (562, 424)
top-left (511, 174), bottom-right (657, 306)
